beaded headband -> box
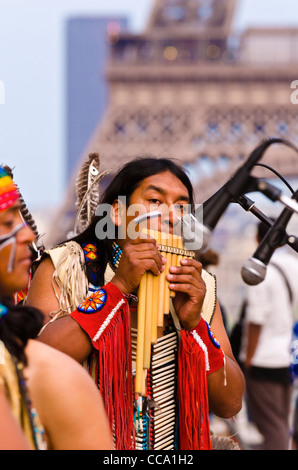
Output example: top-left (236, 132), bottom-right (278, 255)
top-left (0, 166), bottom-right (19, 213)
top-left (0, 167), bottom-right (25, 272)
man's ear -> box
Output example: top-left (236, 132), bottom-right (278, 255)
top-left (111, 199), bottom-right (123, 227)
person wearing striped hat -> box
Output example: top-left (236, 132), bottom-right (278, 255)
top-left (0, 165), bottom-right (114, 450)
top-left (0, 165), bottom-right (43, 449)
top-left (0, 166), bottom-right (35, 297)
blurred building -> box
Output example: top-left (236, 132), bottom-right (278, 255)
top-left (66, 16), bottom-right (127, 178)
top-left (47, 0), bottom-right (298, 322)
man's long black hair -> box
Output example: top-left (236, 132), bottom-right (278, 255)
top-left (0, 300), bottom-right (44, 366)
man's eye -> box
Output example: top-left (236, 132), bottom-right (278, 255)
top-left (0, 221), bottom-right (14, 233)
top-left (174, 204), bottom-right (187, 213)
top-left (175, 204), bottom-right (189, 215)
top-left (149, 199), bottom-right (161, 205)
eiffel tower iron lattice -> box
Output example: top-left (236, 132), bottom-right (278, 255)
top-left (48, 0), bottom-right (298, 246)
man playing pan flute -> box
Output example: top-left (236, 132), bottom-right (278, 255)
top-left (26, 157), bottom-right (245, 450)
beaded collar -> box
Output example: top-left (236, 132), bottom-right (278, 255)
top-left (81, 241), bottom-right (139, 301)
top-left (81, 242), bottom-right (100, 285)
top-left (81, 240), bottom-right (123, 279)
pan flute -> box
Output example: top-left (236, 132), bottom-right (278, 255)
top-left (132, 229), bottom-right (195, 449)
top-left (135, 229), bottom-right (195, 395)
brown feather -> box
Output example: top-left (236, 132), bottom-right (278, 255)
top-left (74, 153), bottom-right (111, 235)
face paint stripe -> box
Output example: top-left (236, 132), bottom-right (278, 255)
top-left (0, 222), bottom-right (27, 272)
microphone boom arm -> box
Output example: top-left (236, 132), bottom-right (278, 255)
top-left (237, 195), bottom-right (298, 254)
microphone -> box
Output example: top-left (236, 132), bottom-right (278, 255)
top-left (241, 189), bottom-right (298, 285)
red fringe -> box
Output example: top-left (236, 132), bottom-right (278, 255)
top-left (97, 303), bottom-right (135, 450)
top-left (178, 330), bottom-right (212, 450)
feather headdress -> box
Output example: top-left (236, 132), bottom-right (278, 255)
top-left (2, 165), bottom-right (40, 241)
top-left (74, 153), bottom-right (111, 235)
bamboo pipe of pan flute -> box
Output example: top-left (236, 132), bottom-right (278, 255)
top-left (135, 228), bottom-right (194, 395)
top-left (163, 233), bottom-right (172, 317)
top-left (135, 229), bottom-right (161, 393)
top-left (135, 273), bottom-right (147, 395)
top-left (169, 234), bottom-right (179, 299)
top-left (151, 231), bottom-right (161, 344)
top-left (157, 231), bottom-right (168, 327)
top-left (143, 269), bottom-right (153, 369)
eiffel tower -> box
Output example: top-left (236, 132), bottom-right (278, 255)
top-left (49, 0), bottom-right (298, 246)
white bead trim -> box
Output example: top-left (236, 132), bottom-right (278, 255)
top-left (92, 298), bottom-right (125, 342)
top-left (191, 330), bottom-right (210, 372)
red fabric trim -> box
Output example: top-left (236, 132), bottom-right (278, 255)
top-left (71, 282), bottom-right (135, 450)
top-left (71, 282), bottom-right (126, 347)
top-left (178, 330), bottom-right (212, 450)
top-left (193, 318), bottom-right (225, 375)
top-left (177, 319), bottom-right (225, 450)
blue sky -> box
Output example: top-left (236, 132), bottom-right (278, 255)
top-left (0, 0), bottom-right (298, 211)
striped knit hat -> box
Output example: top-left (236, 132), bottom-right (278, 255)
top-left (0, 166), bottom-right (19, 212)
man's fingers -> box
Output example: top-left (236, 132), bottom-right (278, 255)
top-left (176, 258), bottom-right (203, 272)
top-left (168, 259), bottom-right (202, 281)
top-left (128, 235), bottom-right (158, 247)
top-left (167, 273), bottom-right (202, 286)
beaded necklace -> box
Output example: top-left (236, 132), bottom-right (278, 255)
top-left (14, 356), bottom-right (47, 450)
top-left (81, 240), bottom-right (123, 274)
top-left (111, 241), bottom-right (122, 270)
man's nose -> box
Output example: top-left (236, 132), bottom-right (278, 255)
top-left (160, 205), bottom-right (180, 234)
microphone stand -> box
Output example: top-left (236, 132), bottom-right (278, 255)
top-left (202, 137), bottom-right (298, 248)
top-left (199, 136), bottom-right (298, 285)
top-left (240, 187), bottom-right (298, 285)
top-left (237, 195), bottom-right (298, 254)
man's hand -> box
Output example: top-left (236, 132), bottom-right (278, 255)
top-left (111, 236), bottom-right (166, 295)
top-left (167, 258), bottom-right (206, 330)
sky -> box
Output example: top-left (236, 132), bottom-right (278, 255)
top-left (0, 0), bottom-right (298, 212)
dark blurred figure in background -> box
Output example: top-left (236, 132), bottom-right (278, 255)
top-left (239, 220), bottom-right (298, 450)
